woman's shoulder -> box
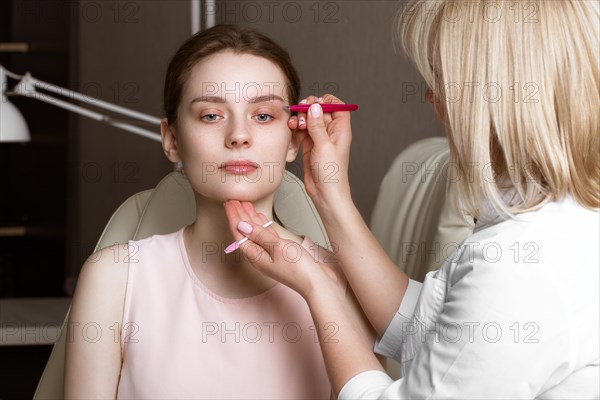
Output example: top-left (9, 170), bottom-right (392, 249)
top-left (467, 196), bottom-right (598, 249)
top-left (444, 197), bottom-right (598, 292)
top-left (68, 243), bottom-right (131, 349)
top-left (122, 228), bottom-right (185, 262)
top-left (65, 243), bottom-right (131, 396)
top-left (76, 242), bottom-right (131, 303)
top-left (77, 229), bottom-right (183, 287)
top-left (127, 228), bottom-right (183, 247)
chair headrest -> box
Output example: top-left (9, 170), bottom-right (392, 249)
top-left (370, 137), bottom-right (474, 281)
top-left (133, 172), bottom-right (196, 240)
top-left (274, 172), bottom-right (329, 248)
top-left (133, 170), bottom-right (329, 248)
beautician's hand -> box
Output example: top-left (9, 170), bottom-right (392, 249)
top-left (289, 96), bottom-right (410, 338)
top-left (224, 200), bottom-right (343, 299)
top-left (288, 95), bottom-right (353, 209)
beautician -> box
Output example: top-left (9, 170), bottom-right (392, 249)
top-left (225, 0), bottom-right (599, 398)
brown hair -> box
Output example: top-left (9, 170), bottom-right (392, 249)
top-left (163, 24), bottom-right (301, 125)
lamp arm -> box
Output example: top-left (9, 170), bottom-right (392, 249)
top-left (21, 74), bottom-right (162, 125)
top-left (16, 88), bottom-right (162, 142)
top-left (1, 66), bottom-right (163, 142)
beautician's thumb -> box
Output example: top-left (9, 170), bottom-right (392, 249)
top-left (305, 103), bottom-right (329, 145)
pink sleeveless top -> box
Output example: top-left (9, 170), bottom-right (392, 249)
top-left (116, 228), bottom-right (334, 399)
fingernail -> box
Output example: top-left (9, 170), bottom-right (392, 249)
top-left (237, 221), bottom-right (253, 234)
top-left (299, 99), bottom-right (308, 104)
top-left (317, 97), bottom-right (324, 103)
top-left (299, 116), bottom-right (306, 126)
top-left (310, 103), bottom-right (322, 117)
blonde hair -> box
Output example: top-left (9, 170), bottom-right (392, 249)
top-left (398, 0), bottom-right (599, 218)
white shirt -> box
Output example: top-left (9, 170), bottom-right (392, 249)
top-left (340, 196), bottom-right (600, 399)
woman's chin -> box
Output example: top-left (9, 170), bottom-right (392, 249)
top-left (206, 188), bottom-right (275, 204)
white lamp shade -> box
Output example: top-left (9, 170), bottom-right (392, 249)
top-left (0, 97), bottom-right (31, 142)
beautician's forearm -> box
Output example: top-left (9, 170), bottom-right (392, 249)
top-left (316, 193), bottom-right (409, 336)
top-left (307, 285), bottom-right (385, 396)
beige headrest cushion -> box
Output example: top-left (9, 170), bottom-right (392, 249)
top-left (370, 137), bottom-right (473, 281)
top-left (133, 170), bottom-right (329, 248)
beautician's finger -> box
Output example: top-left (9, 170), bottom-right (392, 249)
top-left (310, 94), bottom-right (352, 146)
top-left (236, 221), bottom-right (316, 297)
top-left (240, 201), bottom-right (258, 217)
top-left (319, 94), bottom-right (337, 125)
top-left (304, 93), bottom-right (341, 137)
top-left (231, 200), bottom-right (259, 226)
top-left (239, 201), bottom-right (278, 236)
top-left (240, 201), bottom-right (267, 225)
top-left (305, 103), bottom-right (330, 145)
top-left (224, 201), bottom-right (277, 258)
top-left (236, 220), bottom-right (285, 262)
top-left (224, 200), bottom-right (247, 241)
top-left (224, 200), bottom-right (263, 241)
top-left (321, 94), bottom-right (343, 104)
top-left (297, 115), bottom-right (307, 130)
top-left (290, 98), bottom-right (309, 131)
top-left (296, 96), bottom-right (319, 130)
top-left (288, 115), bottom-right (299, 130)
top-left (320, 93), bottom-right (344, 121)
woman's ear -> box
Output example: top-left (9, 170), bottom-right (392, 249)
top-left (285, 130), bottom-right (301, 162)
top-left (161, 118), bottom-right (181, 163)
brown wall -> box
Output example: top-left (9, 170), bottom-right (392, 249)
top-left (72, 1), bottom-right (190, 272)
top-left (228, 0), bottom-right (445, 218)
top-left (71, 0), bottom-right (445, 275)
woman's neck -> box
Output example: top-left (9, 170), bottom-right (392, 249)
top-left (183, 195), bottom-right (281, 299)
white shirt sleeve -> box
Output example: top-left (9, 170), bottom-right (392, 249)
top-left (338, 371), bottom-right (394, 400)
top-left (373, 278), bottom-right (423, 361)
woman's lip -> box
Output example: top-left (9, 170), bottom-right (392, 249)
top-left (220, 160), bottom-right (259, 174)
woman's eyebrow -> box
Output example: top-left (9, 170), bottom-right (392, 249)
top-left (190, 95), bottom-right (225, 105)
top-left (189, 94), bottom-right (285, 105)
top-left (248, 95), bottom-right (285, 104)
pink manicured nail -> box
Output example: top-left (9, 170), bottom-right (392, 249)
top-left (299, 116), bottom-right (306, 126)
top-left (225, 220), bottom-right (273, 254)
top-left (299, 99), bottom-right (308, 104)
top-left (238, 221), bottom-right (253, 234)
top-left (310, 103), bottom-right (322, 117)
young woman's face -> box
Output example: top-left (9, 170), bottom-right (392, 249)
top-left (166, 51), bottom-right (298, 203)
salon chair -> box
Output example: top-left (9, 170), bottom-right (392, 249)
top-left (371, 136), bottom-right (474, 281)
top-left (33, 170), bottom-right (329, 399)
top-left (370, 136), bottom-right (475, 378)
top-left (34, 137), bottom-right (474, 396)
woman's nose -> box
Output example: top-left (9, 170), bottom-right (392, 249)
top-left (225, 122), bottom-right (252, 148)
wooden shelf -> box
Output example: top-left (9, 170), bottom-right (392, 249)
top-left (0, 42), bottom-right (68, 53)
top-left (0, 42), bottom-right (27, 52)
top-left (0, 226), bottom-right (26, 237)
top-left (0, 225), bottom-right (64, 238)
top-left (0, 0), bottom-right (72, 299)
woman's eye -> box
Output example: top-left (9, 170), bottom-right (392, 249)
top-left (201, 114), bottom-right (221, 122)
top-left (255, 113), bottom-right (273, 123)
